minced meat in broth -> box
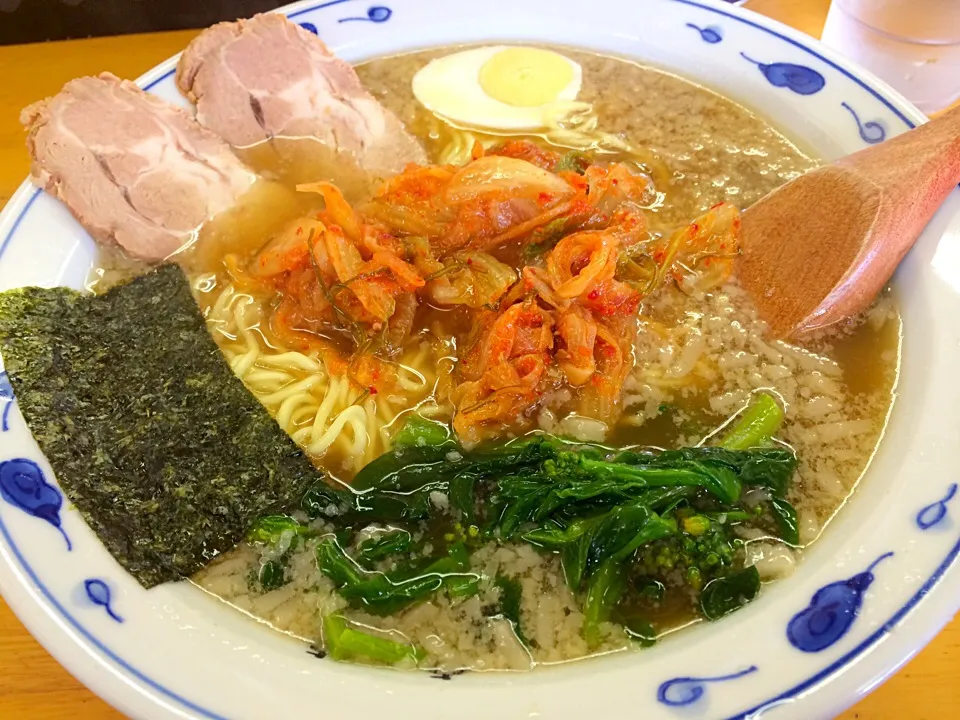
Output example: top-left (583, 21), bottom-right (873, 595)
top-left (193, 47), bottom-right (899, 672)
top-left (358, 47), bottom-right (818, 223)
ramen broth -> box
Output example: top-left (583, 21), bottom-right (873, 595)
top-left (157, 48), bottom-right (899, 670)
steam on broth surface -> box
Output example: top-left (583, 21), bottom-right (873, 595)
top-left (160, 48), bottom-right (899, 671)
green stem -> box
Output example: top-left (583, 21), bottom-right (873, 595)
top-left (575, 458), bottom-right (741, 504)
top-left (577, 460), bottom-right (712, 488)
top-left (323, 615), bottom-right (424, 665)
top-left (719, 392), bottom-right (784, 450)
top-left (582, 559), bottom-right (626, 648)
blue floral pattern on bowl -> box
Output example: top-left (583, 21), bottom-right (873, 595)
top-left (0, 371), bottom-right (14, 432)
top-left (299, 4), bottom-right (392, 34)
top-left (686, 23), bottom-right (722, 43)
top-left (787, 553), bottom-right (894, 653)
top-left (0, 2), bottom-right (952, 720)
top-left (740, 52), bottom-right (826, 95)
top-left (0, 458), bottom-right (71, 551)
top-left (917, 483), bottom-right (958, 530)
top-left (658, 666), bottom-right (758, 707)
top-left (339, 5), bottom-right (392, 23)
top-left (682, 12), bottom-right (888, 146)
top-left (83, 578), bottom-right (124, 623)
top-left (840, 102), bottom-right (887, 144)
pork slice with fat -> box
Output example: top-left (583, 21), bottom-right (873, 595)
top-left (176, 14), bottom-right (427, 176)
top-left (22, 73), bottom-right (255, 262)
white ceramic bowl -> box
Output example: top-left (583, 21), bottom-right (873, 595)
top-left (1, 1), bottom-right (959, 718)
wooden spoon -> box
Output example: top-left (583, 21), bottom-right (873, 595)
top-left (736, 103), bottom-right (960, 339)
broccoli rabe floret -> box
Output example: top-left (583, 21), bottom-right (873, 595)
top-left (635, 520), bottom-right (743, 592)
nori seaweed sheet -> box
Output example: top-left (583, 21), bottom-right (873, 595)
top-left (0, 265), bottom-right (322, 588)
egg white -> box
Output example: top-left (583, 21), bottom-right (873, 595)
top-left (412, 46), bottom-right (583, 132)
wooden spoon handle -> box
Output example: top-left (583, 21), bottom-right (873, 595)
top-left (791, 105), bottom-right (960, 335)
top-left (839, 103), bottom-right (960, 208)
top-left (739, 104), bottom-right (960, 339)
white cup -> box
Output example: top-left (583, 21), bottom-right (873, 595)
top-left (821, 0), bottom-right (960, 114)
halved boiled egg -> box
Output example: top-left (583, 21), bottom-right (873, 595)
top-left (412, 46), bottom-right (582, 132)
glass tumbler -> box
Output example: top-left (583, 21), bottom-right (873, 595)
top-left (821, 0), bottom-right (960, 114)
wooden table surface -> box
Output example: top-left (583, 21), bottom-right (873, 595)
top-left (0, 1), bottom-right (958, 717)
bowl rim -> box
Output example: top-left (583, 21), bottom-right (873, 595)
top-left (2, 2), bottom-right (959, 720)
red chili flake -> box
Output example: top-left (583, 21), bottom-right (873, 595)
top-left (588, 289), bottom-right (601, 300)
top-left (295, 226), bottom-right (303, 236)
top-left (466, 258), bottom-right (474, 266)
top-left (538, 192), bottom-right (554, 204)
top-left (710, 201), bottom-right (724, 210)
top-left (690, 223), bottom-right (700, 233)
top-left (611, 178), bottom-right (619, 186)
top-left (719, 243), bottom-right (727, 250)
top-left (369, 386), bottom-right (378, 395)
top-left (653, 250), bottom-right (665, 263)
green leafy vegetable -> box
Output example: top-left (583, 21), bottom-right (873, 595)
top-left (634, 577), bottom-right (665, 603)
top-left (351, 445), bottom-right (453, 494)
top-left (492, 447), bottom-right (777, 541)
top-left (558, 503), bottom-right (676, 590)
top-left (522, 217), bottom-right (571, 260)
top-left (635, 521), bottom-right (740, 593)
top-left (582, 558), bottom-right (627, 647)
top-left (301, 481), bottom-right (355, 519)
top-left (445, 573), bottom-right (481, 599)
top-left (719, 392), bottom-right (785, 450)
top-left (317, 538), bottom-right (478, 616)
top-left (493, 575), bottom-right (527, 645)
top-left (258, 560), bottom-right (286, 591)
top-left (699, 566), bottom-right (761, 620)
top-left (322, 614), bottom-right (423, 665)
top-left (733, 449), bottom-right (796, 497)
top-left (616, 612), bottom-right (657, 647)
top-left (770, 497), bottom-right (800, 545)
top-left (556, 452), bottom-right (743, 505)
top-left (357, 529), bottom-right (413, 565)
top-left (315, 538), bottom-right (367, 587)
top-left (391, 415), bottom-right (456, 450)
top-left (302, 430), bottom-right (795, 638)
top-left (0, 266), bottom-right (320, 587)
top-left (348, 435), bottom-right (563, 523)
top-left (247, 515), bottom-right (310, 545)
top-left (449, 471), bottom-right (479, 521)
top-left (554, 151), bottom-right (591, 174)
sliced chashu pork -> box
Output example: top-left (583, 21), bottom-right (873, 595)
top-left (176, 14), bottom-right (427, 176)
top-left (22, 73), bottom-right (255, 262)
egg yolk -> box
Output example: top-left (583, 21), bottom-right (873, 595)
top-left (478, 48), bottom-right (574, 107)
